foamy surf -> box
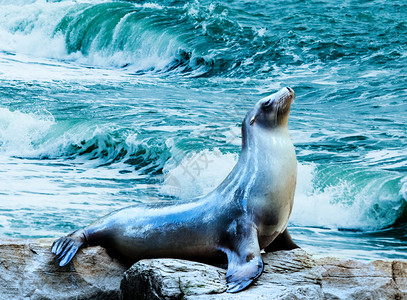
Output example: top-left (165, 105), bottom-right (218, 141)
top-left (0, 107), bottom-right (54, 156)
top-left (291, 163), bottom-right (406, 231)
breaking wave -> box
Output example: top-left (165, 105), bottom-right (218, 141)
top-left (0, 0), bottom-right (281, 77)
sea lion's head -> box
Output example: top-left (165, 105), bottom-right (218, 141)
top-left (241, 87), bottom-right (295, 149)
top-left (246, 87), bottom-right (295, 129)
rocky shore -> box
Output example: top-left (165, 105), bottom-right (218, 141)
top-left (0, 238), bottom-right (406, 299)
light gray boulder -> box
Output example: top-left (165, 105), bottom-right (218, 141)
top-left (0, 238), bottom-right (126, 300)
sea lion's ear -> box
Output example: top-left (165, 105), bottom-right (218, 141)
top-left (223, 226), bottom-right (264, 293)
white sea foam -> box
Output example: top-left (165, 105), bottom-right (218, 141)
top-left (0, 107), bottom-right (54, 156)
top-left (291, 163), bottom-right (405, 231)
top-left (161, 148), bottom-right (237, 198)
top-left (0, 1), bottom-right (70, 58)
top-left (0, 107), bottom-right (93, 158)
top-left (0, 108), bottom-right (119, 162)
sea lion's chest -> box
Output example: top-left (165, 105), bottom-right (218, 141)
top-left (253, 137), bottom-right (297, 240)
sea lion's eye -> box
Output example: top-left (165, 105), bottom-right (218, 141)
top-left (262, 100), bottom-right (273, 110)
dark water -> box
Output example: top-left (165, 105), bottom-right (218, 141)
top-left (0, 0), bottom-right (406, 260)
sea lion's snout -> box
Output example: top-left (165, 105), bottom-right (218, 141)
top-left (277, 87), bottom-right (295, 105)
top-left (259, 87), bottom-right (295, 108)
top-left (277, 87), bottom-right (295, 110)
top-left (274, 87), bottom-right (295, 126)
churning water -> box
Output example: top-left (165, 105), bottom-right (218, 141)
top-left (0, 0), bottom-right (406, 260)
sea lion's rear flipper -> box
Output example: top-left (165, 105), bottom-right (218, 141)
top-left (264, 228), bottom-right (299, 252)
top-left (224, 227), bottom-right (264, 293)
top-left (51, 234), bottom-right (85, 267)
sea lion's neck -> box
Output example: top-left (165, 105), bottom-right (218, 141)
top-left (216, 125), bottom-right (294, 200)
top-left (241, 125), bottom-right (291, 160)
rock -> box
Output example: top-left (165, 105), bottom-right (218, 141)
top-left (0, 238), bottom-right (127, 300)
top-left (1, 238), bottom-right (406, 300)
top-left (121, 249), bottom-right (407, 300)
top-left (120, 259), bottom-right (227, 300)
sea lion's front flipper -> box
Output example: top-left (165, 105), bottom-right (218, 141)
top-left (264, 228), bottom-right (299, 252)
top-left (52, 231), bottom-right (86, 266)
top-left (224, 228), bottom-right (264, 293)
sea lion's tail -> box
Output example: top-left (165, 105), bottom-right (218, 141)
top-left (51, 233), bottom-right (85, 267)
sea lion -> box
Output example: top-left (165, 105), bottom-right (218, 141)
top-left (52, 87), bottom-right (298, 293)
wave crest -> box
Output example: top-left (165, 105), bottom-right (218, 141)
top-left (52, 2), bottom-right (215, 76)
top-left (292, 163), bottom-right (407, 231)
top-left (0, 108), bottom-right (171, 174)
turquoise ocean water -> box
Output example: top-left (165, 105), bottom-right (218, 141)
top-left (0, 0), bottom-right (406, 260)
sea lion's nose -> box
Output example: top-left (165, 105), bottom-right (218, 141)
top-left (286, 87), bottom-right (294, 97)
top-left (284, 87), bottom-right (295, 102)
